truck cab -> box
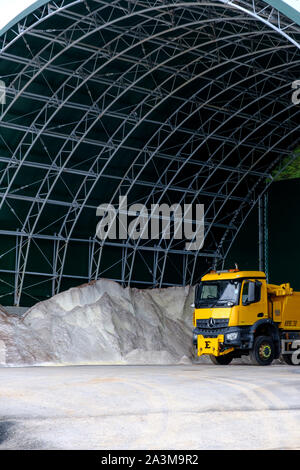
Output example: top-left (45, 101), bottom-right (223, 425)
top-left (193, 269), bottom-right (300, 365)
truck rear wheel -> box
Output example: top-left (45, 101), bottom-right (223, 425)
top-left (281, 354), bottom-right (298, 365)
top-left (210, 353), bottom-right (233, 365)
top-left (250, 336), bottom-right (274, 366)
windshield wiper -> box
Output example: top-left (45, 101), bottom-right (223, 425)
top-left (215, 299), bottom-right (235, 306)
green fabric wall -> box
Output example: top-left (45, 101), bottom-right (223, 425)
top-left (227, 179), bottom-right (300, 290)
top-left (1, 179), bottom-right (299, 306)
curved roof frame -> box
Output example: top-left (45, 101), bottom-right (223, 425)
top-left (1, 0), bottom-right (299, 43)
top-left (20, 41), bottom-right (298, 292)
top-left (4, 6), bottom-right (261, 296)
top-left (54, 32), bottom-right (296, 289)
top-left (0, 0), bottom-right (299, 304)
top-left (125, 86), bottom-right (300, 287)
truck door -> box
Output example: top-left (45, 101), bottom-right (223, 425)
top-left (238, 279), bottom-right (267, 326)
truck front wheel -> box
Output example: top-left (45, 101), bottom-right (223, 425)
top-left (250, 336), bottom-right (275, 366)
top-left (210, 353), bottom-right (233, 365)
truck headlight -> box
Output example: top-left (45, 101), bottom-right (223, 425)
top-left (226, 332), bottom-right (238, 341)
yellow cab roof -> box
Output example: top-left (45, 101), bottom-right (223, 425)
top-left (201, 270), bottom-right (266, 282)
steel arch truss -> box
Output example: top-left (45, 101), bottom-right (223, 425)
top-left (0, 0), bottom-right (299, 305)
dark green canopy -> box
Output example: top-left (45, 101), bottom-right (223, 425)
top-left (0, 0), bottom-right (299, 305)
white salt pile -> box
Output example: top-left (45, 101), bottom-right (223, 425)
top-left (0, 279), bottom-right (197, 366)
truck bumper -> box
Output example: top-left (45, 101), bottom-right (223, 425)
top-left (197, 334), bottom-right (234, 357)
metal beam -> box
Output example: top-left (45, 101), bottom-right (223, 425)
top-left (2, 51), bottom-right (297, 133)
top-left (0, 155), bottom-right (270, 179)
top-left (1, 120), bottom-right (288, 155)
top-left (0, 230), bottom-right (222, 257)
top-left (0, 0), bottom-right (299, 303)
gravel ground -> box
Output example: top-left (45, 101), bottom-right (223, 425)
top-left (0, 363), bottom-right (299, 450)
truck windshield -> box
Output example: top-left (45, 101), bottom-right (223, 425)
top-left (195, 280), bottom-right (240, 308)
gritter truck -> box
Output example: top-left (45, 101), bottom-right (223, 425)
top-left (192, 269), bottom-right (300, 365)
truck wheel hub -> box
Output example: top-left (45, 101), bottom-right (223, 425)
top-left (259, 344), bottom-right (271, 359)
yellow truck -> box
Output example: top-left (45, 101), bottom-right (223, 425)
top-left (192, 269), bottom-right (300, 365)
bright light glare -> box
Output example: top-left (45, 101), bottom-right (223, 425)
top-left (0, 0), bottom-right (38, 31)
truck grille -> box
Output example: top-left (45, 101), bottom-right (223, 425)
top-left (196, 318), bottom-right (229, 329)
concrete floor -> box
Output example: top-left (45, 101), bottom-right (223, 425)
top-left (0, 364), bottom-right (300, 450)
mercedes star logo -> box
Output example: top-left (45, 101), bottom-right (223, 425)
top-left (208, 318), bottom-right (215, 328)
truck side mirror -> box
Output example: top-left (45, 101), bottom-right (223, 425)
top-left (194, 284), bottom-right (200, 308)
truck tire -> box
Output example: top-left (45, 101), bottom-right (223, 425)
top-left (210, 353), bottom-right (233, 365)
top-left (281, 354), bottom-right (298, 365)
top-left (192, 344), bottom-right (198, 361)
top-left (250, 336), bottom-right (275, 366)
